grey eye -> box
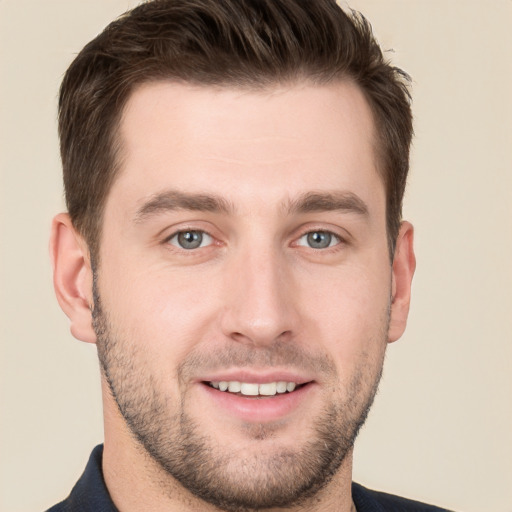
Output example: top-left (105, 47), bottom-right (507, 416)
top-left (168, 230), bottom-right (213, 250)
top-left (297, 231), bottom-right (339, 249)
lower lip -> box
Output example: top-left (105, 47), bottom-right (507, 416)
top-left (198, 382), bottom-right (316, 423)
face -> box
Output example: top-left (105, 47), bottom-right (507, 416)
top-left (93, 81), bottom-right (399, 510)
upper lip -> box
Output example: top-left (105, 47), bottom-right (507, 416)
top-left (197, 369), bottom-right (315, 385)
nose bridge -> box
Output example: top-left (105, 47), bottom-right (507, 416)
top-left (221, 241), bottom-right (296, 345)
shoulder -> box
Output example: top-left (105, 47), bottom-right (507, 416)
top-left (352, 482), bottom-right (455, 512)
top-left (45, 445), bottom-right (117, 512)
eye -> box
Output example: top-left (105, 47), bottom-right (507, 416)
top-left (167, 230), bottom-right (213, 250)
top-left (297, 230), bottom-right (340, 249)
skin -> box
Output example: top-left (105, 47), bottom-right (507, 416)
top-left (51, 80), bottom-right (415, 512)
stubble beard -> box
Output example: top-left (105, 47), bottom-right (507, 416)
top-left (92, 278), bottom-right (386, 512)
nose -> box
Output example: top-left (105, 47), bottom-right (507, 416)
top-left (219, 246), bottom-right (299, 347)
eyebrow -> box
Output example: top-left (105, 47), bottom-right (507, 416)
top-left (286, 191), bottom-right (369, 217)
top-left (134, 190), bottom-right (234, 222)
top-left (134, 188), bottom-right (369, 223)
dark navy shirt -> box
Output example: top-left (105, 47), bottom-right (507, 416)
top-left (46, 445), bottom-right (454, 512)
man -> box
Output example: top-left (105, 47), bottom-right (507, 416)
top-left (47, 0), bottom-right (450, 510)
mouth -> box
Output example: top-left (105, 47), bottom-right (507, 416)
top-left (206, 380), bottom-right (305, 397)
top-left (197, 372), bottom-right (317, 422)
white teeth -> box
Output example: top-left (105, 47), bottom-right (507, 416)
top-left (240, 383), bottom-right (259, 396)
top-left (209, 380), bottom-right (300, 396)
top-left (276, 381), bottom-right (287, 393)
top-left (228, 381), bottom-right (241, 392)
top-left (259, 382), bottom-right (277, 396)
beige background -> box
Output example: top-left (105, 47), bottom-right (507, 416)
top-left (1, 1), bottom-right (511, 511)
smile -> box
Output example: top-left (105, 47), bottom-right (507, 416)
top-left (200, 377), bottom-right (317, 422)
top-left (208, 381), bottom-right (299, 396)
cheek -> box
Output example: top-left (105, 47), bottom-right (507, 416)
top-left (100, 264), bottom-right (221, 362)
top-left (299, 263), bottom-right (391, 362)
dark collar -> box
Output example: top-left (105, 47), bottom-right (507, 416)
top-left (46, 445), bottom-right (117, 512)
top-left (47, 444), bottom-right (452, 512)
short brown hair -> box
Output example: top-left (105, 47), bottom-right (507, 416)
top-left (59, 0), bottom-right (412, 260)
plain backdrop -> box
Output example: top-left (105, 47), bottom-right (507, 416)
top-left (1, 1), bottom-right (511, 511)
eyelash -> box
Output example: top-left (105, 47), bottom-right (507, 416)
top-left (295, 230), bottom-right (343, 250)
top-left (165, 229), bottom-right (214, 250)
top-left (164, 227), bottom-right (345, 252)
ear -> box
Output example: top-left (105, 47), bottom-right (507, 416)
top-left (388, 221), bottom-right (416, 343)
top-left (50, 213), bottom-right (96, 344)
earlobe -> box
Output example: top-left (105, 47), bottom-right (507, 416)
top-left (50, 213), bottom-right (97, 344)
top-left (388, 221), bottom-right (416, 343)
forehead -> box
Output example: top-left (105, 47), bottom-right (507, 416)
top-left (113, 80), bottom-right (382, 212)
